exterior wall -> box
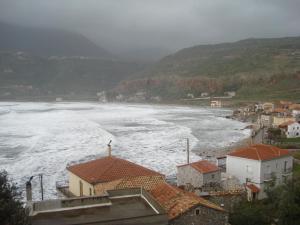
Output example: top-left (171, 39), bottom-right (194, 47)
top-left (94, 179), bottom-right (123, 195)
top-left (170, 205), bottom-right (228, 225)
top-left (260, 114), bottom-right (273, 127)
top-left (69, 172), bottom-right (94, 197)
top-left (286, 122), bottom-right (300, 138)
top-left (292, 110), bottom-right (300, 117)
top-left (227, 155), bottom-right (293, 200)
top-left (262, 103), bottom-right (274, 113)
top-left (203, 171), bottom-right (221, 186)
top-left (260, 156), bottom-right (293, 185)
top-left (273, 116), bottom-right (295, 127)
top-left (177, 166), bottom-right (204, 187)
top-left (177, 166), bottom-right (221, 188)
top-left (226, 156), bottom-right (261, 185)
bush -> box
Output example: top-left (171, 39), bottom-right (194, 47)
top-left (0, 170), bottom-right (30, 225)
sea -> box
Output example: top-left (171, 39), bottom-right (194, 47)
top-left (0, 102), bottom-right (250, 200)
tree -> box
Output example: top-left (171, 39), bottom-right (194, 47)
top-left (229, 177), bottom-right (300, 225)
top-left (0, 170), bottom-right (30, 225)
top-left (229, 199), bottom-right (270, 225)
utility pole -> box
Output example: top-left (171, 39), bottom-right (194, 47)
top-left (39, 174), bottom-right (44, 200)
top-left (187, 138), bottom-right (190, 164)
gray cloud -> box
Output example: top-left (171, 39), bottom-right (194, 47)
top-left (0, 0), bottom-right (300, 57)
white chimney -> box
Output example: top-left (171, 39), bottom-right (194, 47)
top-left (107, 140), bottom-right (112, 157)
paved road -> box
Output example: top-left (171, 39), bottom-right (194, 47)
top-left (252, 128), bottom-right (265, 144)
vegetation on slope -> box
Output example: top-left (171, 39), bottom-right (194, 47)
top-left (119, 37), bottom-right (300, 101)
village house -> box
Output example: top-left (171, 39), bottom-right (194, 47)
top-left (286, 121), bottom-right (300, 138)
top-left (259, 114), bottom-right (273, 128)
top-left (224, 91), bottom-right (236, 97)
top-left (278, 120), bottom-right (295, 137)
top-left (211, 100), bottom-right (222, 107)
top-left (278, 100), bottom-right (293, 110)
top-left (262, 102), bottom-right (274, 114)
top-left (149, 182), bottom-right (228, 225)
top-left (272, 116), bottom-right (295, 128)
top-left (177, 160), bottom-right (221, 190)
top-left (66, 156), bottom-right (164, 197)
top-left (226, 144), bottom-right (293, 201)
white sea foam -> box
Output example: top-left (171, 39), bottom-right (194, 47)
top-left (0, 102), bottom-right (250, 200)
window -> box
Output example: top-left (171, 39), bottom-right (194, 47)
top-left (246, 165), bottom-right (252, 173)
top-left (211, 174), bottom-right (215, 179)
top-left (89, 188), bottom-right (92, 196)
top-left (195, 209), bottom-right (200, 215)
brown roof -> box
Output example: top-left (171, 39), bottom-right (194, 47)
top-left (246, 184), bottom-right (260, 193)
top-left (67, 156), bottom-right (163, 184)
top-left (228, 144), bottom-right (290, 161)
top-left (149, 183), bottom-right (225, 220)
top-left (273, 108), bottom-right (287, 113)
top-left (94, 175), bottom-right (165, 195)
top-left (289, 104), bottom-right (300, 110)
top-left (279, 120), bottom-right (296, 128)
top-left (177, 160), bottom-right (219, 174)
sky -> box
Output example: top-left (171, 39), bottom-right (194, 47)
top-left (0, 0), bottom-right (300, 58)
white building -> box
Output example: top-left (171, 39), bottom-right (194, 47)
top-left (286, 122), bottom-right (300, 138)
top-left (211, 100), bottom-right (222, 108)
top-left (226, 144), bottom-right (293, 200)
top-left (224, 91), bottom-right (236, 97)
top-left (177, 160), bottom-right (221, 189)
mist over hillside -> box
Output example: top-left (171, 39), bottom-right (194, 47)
top-left (117, 37), bottom-right (300, 101)
top-left (0, 22), bottom-right (113, 58)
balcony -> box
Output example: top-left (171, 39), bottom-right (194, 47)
top-left (282, 168), bottom-right (293, 176)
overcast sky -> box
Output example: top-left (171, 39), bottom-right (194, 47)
top-left (0, 0), bottom-right (300, 55)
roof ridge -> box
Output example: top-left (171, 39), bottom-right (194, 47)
top-left (269, 145), bottom-right (279, 156)
top-left (253, 146), bottom-right (261, 160)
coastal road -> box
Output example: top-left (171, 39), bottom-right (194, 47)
top-left (252, 128), bottom-right (264, 144)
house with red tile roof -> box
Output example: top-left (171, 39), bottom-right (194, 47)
top-left (226, 144), bottom-right (293, 200)
top-left (149, 182), bottom-right (228, 225)
top-left (67, 156), bottom-right (164, 197)
top-left (177, 160), bottom-right (221, 190)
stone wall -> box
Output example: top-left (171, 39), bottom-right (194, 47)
top-left (170, 205), bottom-right (228, 225)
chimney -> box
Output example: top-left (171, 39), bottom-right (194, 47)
top-left (107, 140), bottom-right (112, 157)
top-left (186, 138), bottom-right (190, 164)
top-left (26, 179), bottom-right (33, 202)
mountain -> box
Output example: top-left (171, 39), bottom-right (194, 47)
top-left (0, 52), bottom-right (146, 99)
top-left (0, 22), bottom-right (112, 58)
top-left (117, 37), bottom-right (300, 101)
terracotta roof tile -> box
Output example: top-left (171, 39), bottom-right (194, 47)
top-left (228, 144), bottom-right (289, 161)
top-left (177, 160), bottom-right (219, 174)
top-left (279, 120), bottom-right (297, 128)
top-left (246, 184), bottom-right (260, 193)
top-left (149, 183), bottom-right (225, 220)
top-left (94, 175), bottom-right (165, 194)
top-left (67, 156), bottom-right (162, 184)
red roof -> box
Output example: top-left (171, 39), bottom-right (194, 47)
top-left (149, 183), bottom-right (224, 220)
top-left (228, 144), bottom-right (289, 161)
top-left (67, 156), bottom-right (163, 184)
top-left (279, 120), bottom-right (296, 128)
top-left (246, 184), bottom-right (260, 193)
top-left (177, 160), bottom-right (219, 174)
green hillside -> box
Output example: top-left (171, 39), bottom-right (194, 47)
top-left (119, 37), bottom-right (300, 101)
top-left (0, 52), bottom-right (145, 99)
